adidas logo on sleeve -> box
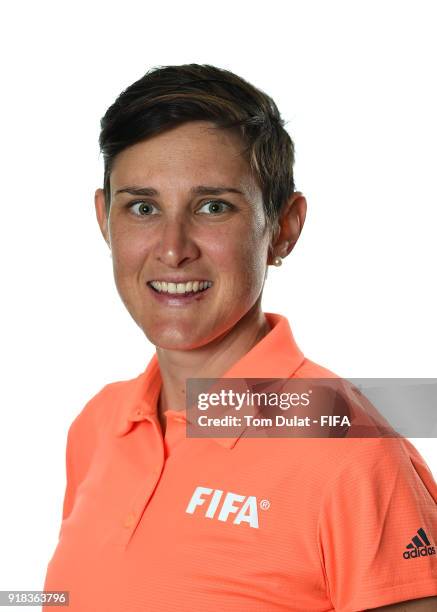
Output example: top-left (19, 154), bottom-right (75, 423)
top-left (403, 527), bottom-right (436, 559)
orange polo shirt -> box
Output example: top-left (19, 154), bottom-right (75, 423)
top-left (43, 312), bottom-right (437, 611)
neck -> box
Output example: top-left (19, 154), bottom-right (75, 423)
top-left (156, 302), bottom-right (270, 416)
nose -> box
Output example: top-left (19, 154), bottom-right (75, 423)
top-left (155, 218), bottom-right (200, 268)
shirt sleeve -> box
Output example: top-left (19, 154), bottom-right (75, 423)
top-left (317, 436), bottom-right (437, 611)
top-left (59, 421), bottom-right (78, 525)
top-left (57, 386), bottom-right (108, 532)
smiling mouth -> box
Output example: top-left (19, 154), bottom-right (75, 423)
top-left (147, 280), bottom-right (213, 296)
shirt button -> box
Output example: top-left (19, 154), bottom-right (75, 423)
top-left (123, 513), bottom-right (135, 528)
top-left (174, 416), bottom-right (185, 423)
top-left (135, 409), bottom-right (145, 417)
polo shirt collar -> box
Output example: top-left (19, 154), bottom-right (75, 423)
top-left (114, 312), bottom-right (305, 449)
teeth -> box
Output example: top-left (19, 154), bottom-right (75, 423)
top-left (150, 280), bottom-right (212, 295)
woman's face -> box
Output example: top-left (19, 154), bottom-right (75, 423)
top-left (95, 120), bottom-right (274, 350)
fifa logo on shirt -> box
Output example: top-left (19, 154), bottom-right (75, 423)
top-left (403, 527), bottom-right (436, 560)
top-left (185, 486), bottom-right (261, 528)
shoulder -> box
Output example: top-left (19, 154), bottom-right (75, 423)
top-left (67, 372), bottom-right (143, 442)
top-left (317, 435), bottom-right (437, 516)
top-left (287, 357), bottom-right (437, 501)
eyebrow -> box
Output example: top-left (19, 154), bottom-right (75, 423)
top-left (114, 185), bottom-right (244, 197)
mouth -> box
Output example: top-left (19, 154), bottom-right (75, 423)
top-left (146, 279), bottom-right (213, 304)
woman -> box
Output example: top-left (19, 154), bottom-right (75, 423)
top-left (43, 64), bottom-right (437, 611)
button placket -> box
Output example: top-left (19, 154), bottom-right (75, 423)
top-left (119, 420), bottom-right (165, 549)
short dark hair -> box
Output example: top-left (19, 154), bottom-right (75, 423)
top-left (98, 63), bottom-right (296, 229)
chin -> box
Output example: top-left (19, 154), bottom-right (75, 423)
top-left (143, 323), bottom-right (209, 351)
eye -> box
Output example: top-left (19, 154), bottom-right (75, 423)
top-left (197, 200), bottom-right (233, 215)
top-left (128, 200), bottom-right (159, 216)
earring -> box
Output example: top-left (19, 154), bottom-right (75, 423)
top-left (273, 256), bottom-right (282, 267)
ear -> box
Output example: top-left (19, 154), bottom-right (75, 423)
top-left (94, 188), bottom-right (111, 249)
top-left (268, 191), bottom-right (307, 263)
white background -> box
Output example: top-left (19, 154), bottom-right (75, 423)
top-left (1, 0), bottom-right (436, 601)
